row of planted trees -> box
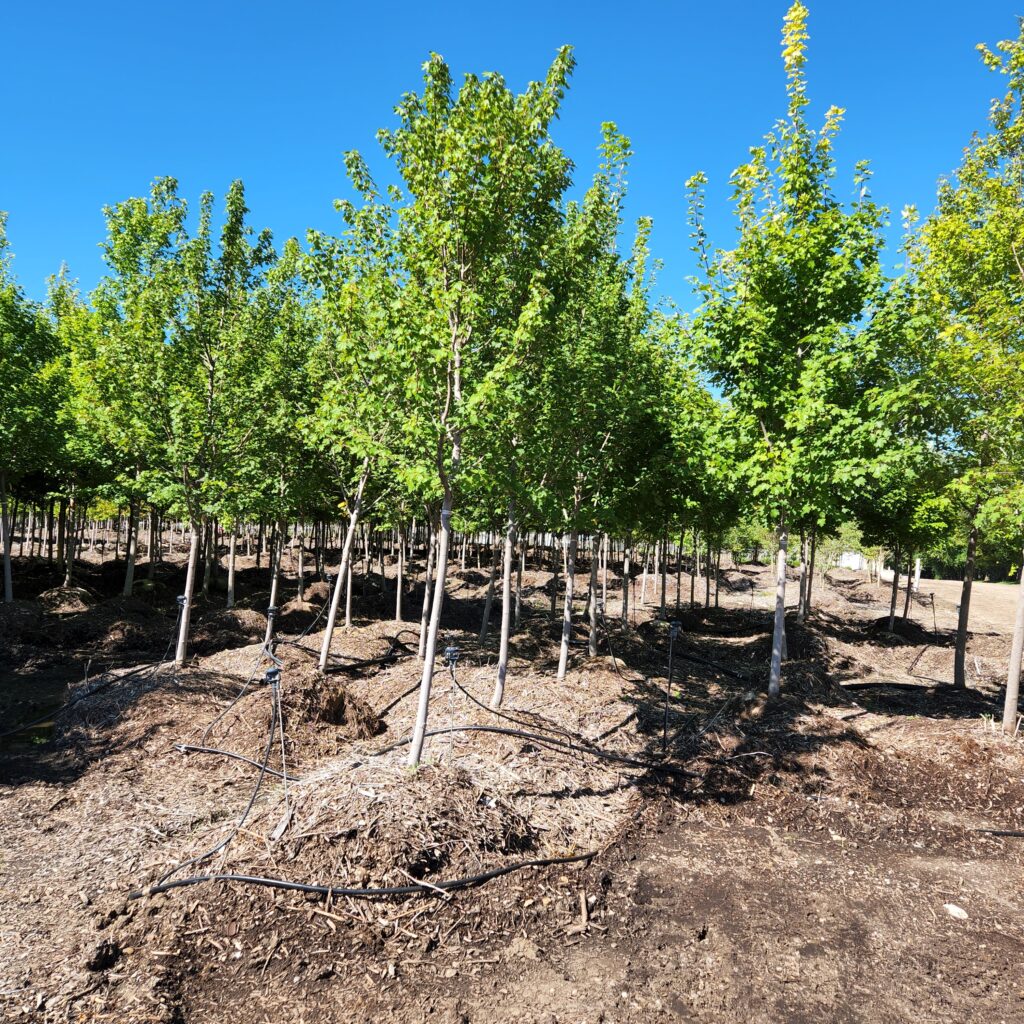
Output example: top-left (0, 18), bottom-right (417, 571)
top-left (2, 4), bottom-right (1023, 752)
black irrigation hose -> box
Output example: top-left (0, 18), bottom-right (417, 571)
top-left (157, 680), bottom-right (279, 887)
top-left (174, 743), bottom-right (300, 782)
top-left (278, 630), bottom-right (417, 673)
top-left (976, 828), bottom-right (1024, 838)
top-left (372, 723), bottom-right (700, 779)
top-left (129, 849), bottom-right (595, 901)
top-left (448, 665), bottom-right (587, 748)
top-left (0, 608), bottom-right (183, 742)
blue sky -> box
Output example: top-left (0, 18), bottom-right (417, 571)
top-left (2, 1), bottom-right (1016, 307)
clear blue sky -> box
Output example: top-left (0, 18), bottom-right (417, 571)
top-left (2, 0), bottom-right (1016, 307)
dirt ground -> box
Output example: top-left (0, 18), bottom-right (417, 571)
top-left (2, 549), bottom-right (1023, 1023)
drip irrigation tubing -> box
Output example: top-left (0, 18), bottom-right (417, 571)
top-left (130, 850), bottom-right (595, 901)
top-left (157, 673), bottom-right (280, 887)
top-left (173, 743), bottom-right (299, 782)
top-left (372, 723), bottom-right (700, 779)
top-left (448, 663), bottom-right (590, 747)
top-left (0, 607), bottom-right (182, 741)
top-left (278, 630), bottom-right (418, 673)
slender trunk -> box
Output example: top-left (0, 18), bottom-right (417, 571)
top-left (640, 544), bottom-right (649, 605)
top-left (492, 499), bottom-right (517, 707)
top-left (515, 538), bottom-right (525, 631)
top-left (57, 499), bottom-right (67, 570)
top-left (0, 472), bottom-right (12, 603)
top-left (768, 518), bottom-right (788, 698)
top-left (201, 519), bottom-right (214, 597)
top-left (408, 486), bottom-right (456, 767)
top-left (888, 542), bottom-right (902, 633)
top-left (953, 521), bottom-right (979, 689)
top-left (796, 529), bottom-right (807, 624)
top-left (704, 539), bottom-right (711, 609)
top-left (601, 533), bottom-right (609, 614)
top-left (63, 492), bottom-right (77, 587)
top-left (174, 524), bottom-right (201, 668)
top-left (550, 534), bottom-right (561, 620)
top-left (479, 529), bottom-right (500, 642)
top-left (675, 528), bottom-right (684, 611)
top-left (394, 525), bottom-right (404, 621)
top-left (1001, 555), bottom-right (1024, 733)
top-left (588, 535), bottom-right (599, 657)
top-left (621, 535), bottom-right (631, 626)
top-left (123, 498), bottom-right (138, 597)
top-left (805, 525), bottom-right (817, 616)
top-left (319, 462), bottom-right (371, 672)
top-left (46, 501), bottom-right (54, 565)
top-left (659, 535), bottom-right (668, 618)
top-left (146, 512), bottom-right (158, 579)
top-left (690, 528), bottom-right (698, 607)
top-left (418, 521), bottom-right (435, 657)
top-left (556, 527), bottom-right (580, 681)
top-left (263, 521), bottom-right (284, 648)
top-left (338, 557), bottom-right (350, 629)
top-left (297, 523), bottom-right (306, 602)
top-left (901, 551), bottom-right (914, 621)
top-left (226, 528), bottom-right (238, 609)
top-left (714, 549), bottom-right (721, 608)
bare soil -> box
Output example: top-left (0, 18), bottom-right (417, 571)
top-left (2, 551), bottom-right (1023, 1023)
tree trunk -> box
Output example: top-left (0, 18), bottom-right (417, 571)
top-left (1001, 555), bottom-right (1024, 733)
top-left (690, 528), bottom-right (697, 607)
top-left (297, 523), bottom-right (306, 602)
top-left (515, 541), bottom-right (524, 631)
top-left (394, 524), bottom-right (404, 621)
top-left (492, 498), bottom-right (517, 707)
top-left (621, 535), bottom-right (631, 626)
top-left (805, 525), bottom-right (817, 616)
top-left (319, 462), bottom-right (371, 672)
top-left (408, 484), bottom-right (457, 767)
top-left (201, 519), bottom-right (214, 597)
top-left (57, 499), bottom-right (67, 571)
top-left (226, 528), bottom-right (238, 609)
top-left (588, 535), bottom-right (599, 656)
top-left (174, 523), bottom-right (200, 667)
top-left (768, 518), bottom-right (788, 698)
top-left (796, 529), bottom-right (807, 624)
top-left (418, 521), bottom-right (435, 658)
top-left (884, 544), bottom-right (901, 630)
top-left (0, 472), bottom-right (12, 603)
top-left (659, 534), bottom-right (668, 618)
top-left (123, 498), bottom-right (138, 597)
top-left (675, 528), bottom-right (684, 611)
top-left (479, 538), bottom-right (499, 641)
top-left (953, 521), bottom-right (979, 689)
top-left (263, 521), bottom-right (284, 648)
top-left (715, 549), bottom-right (721, 608)
top-left (704, 538), bottom-right (711, 609)
top-left (63, 492), bottom-right (77, 587)
top-left (901, 551), bottom-right (914, 621)
top-left (556, 527), bottom-right (579, 681)
top-left (550, 534), bottom-right (561, 620)
top-left (147, 512), bottom-right (158, 578)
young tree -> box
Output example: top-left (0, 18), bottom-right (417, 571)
top-left (908, 20), bottom-right (1024, 693)
top-left (687, 2), bottom-right (885, 696)
top-left (375, 51), bottom-right (575, 765)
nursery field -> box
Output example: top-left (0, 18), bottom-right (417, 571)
top-left (2, 549), bottom-right (1023, 1024)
